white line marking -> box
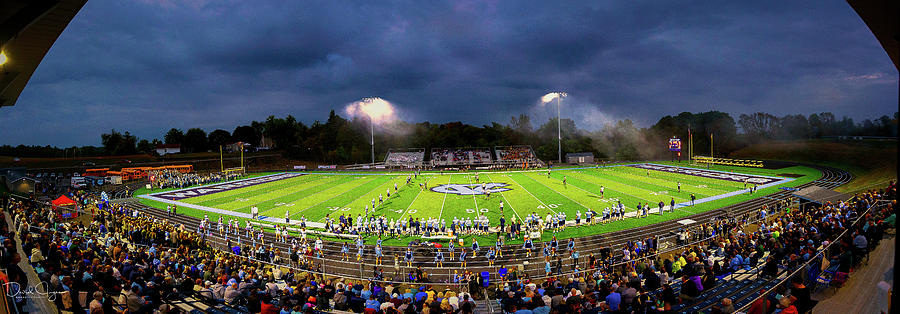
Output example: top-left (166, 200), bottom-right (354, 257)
top-left (485, 173), bottom-right (524, 223)
top-left (505, 173), bottom-right (558, 215)
top-left (521, 172), bottom-right (591, 212)
top-left (438, 174), bottom-right (452, 220)
top-left (290, 177), bottom-right (377, 217)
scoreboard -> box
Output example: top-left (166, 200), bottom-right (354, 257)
top-left (668, 138), bottom-right (682, 152)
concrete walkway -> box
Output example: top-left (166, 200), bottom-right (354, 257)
top-left (812, 234), bottom-right (893, 314)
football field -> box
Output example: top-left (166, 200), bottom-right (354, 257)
top-left (137, 162), bottom-right (809, 244)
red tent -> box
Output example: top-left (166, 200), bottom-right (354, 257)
top-left (51, 195), bottom-right (76, 206)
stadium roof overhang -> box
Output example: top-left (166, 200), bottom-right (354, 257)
top-left (791, 186), bottom-right (852, 205)
top-left (847, 0), bottom-right (899, 72)
top-left (0, 0), bottom-right (88, 108)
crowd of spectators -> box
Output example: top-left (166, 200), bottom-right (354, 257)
top-left (489, 183), bottom-right (895, 313)
top-left (1, 197), bottom-right (488, 314)
top-left (0, 180), bottom-right (894, 314)
top-left (471, 149), bottom-right (493, 164)
top-left (496, 146), bottom-right (537, 163)
top-left (150, 170), bottom-right (240, 190)
top-left (386, 151), bottom-right (425, 166)
top-left (430, 149), bottom-right (472, 166)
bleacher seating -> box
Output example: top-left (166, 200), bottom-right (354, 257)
top-left (494, 145), bottom-right (538, 164)
top-left (384, 148), bottom-right (425, 167)
top-left (693, 156), bottom-right (764, 168)
top-left (430, 147), bottom-right (492, 166)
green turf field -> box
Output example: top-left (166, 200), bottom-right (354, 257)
top-left (134, 162), bottom-right (820, 245)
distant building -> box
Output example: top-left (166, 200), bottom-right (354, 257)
top-left (1, 168), bottom-right (37, 194)
top-left (566, 152), bottom-right (594, 164)
top-left (155, 144), bottom-right (181, 155)
top-left (225, 142), bottom-right (252, 153)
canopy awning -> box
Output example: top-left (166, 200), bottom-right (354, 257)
top-left (51, 195), bottom-right (76, 206)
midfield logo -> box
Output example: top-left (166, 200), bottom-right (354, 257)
top-left (431, 183), bottom-right (512, 195)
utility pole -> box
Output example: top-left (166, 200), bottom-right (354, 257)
top-left (688, 126), bottom-right (692, 164)
top-left (220, 145), bottom-right (224, 172)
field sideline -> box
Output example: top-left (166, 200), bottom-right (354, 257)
top-left (134, 162), bottom-right (818, 245)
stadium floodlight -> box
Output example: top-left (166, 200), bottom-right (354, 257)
top-left (541, 92), bottom-right (567, 164)
top-left (345, 97), bottom-right (396, 165)
top-left (361, 97), bottom-right (386, 165)
top-left (0, 51), bottom-right (7, 65)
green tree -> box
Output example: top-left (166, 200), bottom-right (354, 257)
top-left (208, 129), bottom-right (232, 148)
top-left (232, 125), bottom-right (259, 146)
top-left (183, 128), bottom-right (208, 153)
top-left (164, 128), bottom-right (185, 145)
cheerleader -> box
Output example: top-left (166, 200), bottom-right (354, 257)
top-left (356, 245), bottom-right (364, 262)
top-left (315, 238), bottom-right (323, 258)
top-left (523, 235), bottom-right (534, 257)
top-left (459, 248), bottom-right (468, 268)
top-left (448, 241), bottom-right (455, 259)
top-left (435, 249), bottom-right (444, 268)
top-left (487, 247), bottom-right (497, 267)
top-left (567, 238), bottom-right (576, 254)
top-left (542, 243), bottom-right (551, 262)
top-left (495, 237), bottom-right (503, 258)
top-left (471, 240), bottom-right (479, 255)
top-left (404, 247), bottom-right (414, 268)
top-left (545, 260), bottom-right (552, 276)
top-left (550, 236), bottom-right (559, 256)
top-left (375, 244), bottom-right (383, 266)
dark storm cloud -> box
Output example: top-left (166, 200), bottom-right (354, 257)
top-left (1, 0), bottom-right (895, 146)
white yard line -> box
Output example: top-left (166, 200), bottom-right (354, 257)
top-left (397, 187), bottom-right (426, 221)
top-left (252, 176), bottom-right (350, 215)
top-left (438, 174), bottom-right (452, 220)
top-left (468, 174), bottom-right (480, 218)
top-left (317, 177), bottom-right (396, 222)
top-left (574, 171), bottom-right (691, 203)
top-left (289, 177), bottom-right (377, 218)
top-left (505, 174), bottom-right (558, 215)
top-left (521, 172), bottom-right (592, 212)
top-left (193, 174), bottom-right (322, 205)
top-left (566, 171), bottom-right (655, 211)
top-left (485, 173), bottom-right (524, 223)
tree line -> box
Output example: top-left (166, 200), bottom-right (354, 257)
top-left (1, 111), bottom-right (895, 162)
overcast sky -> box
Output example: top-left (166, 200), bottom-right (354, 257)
top-left (1, 0), bottom-right (896, 146)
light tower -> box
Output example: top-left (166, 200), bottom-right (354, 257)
top-left (361, 97), bottom-right (378, 165)
top-left (541, 92), bottom-right (567, 164)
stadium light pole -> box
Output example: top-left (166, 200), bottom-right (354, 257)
top-left (557, 95), bottom-right (561, 164)
top-left (371, 115), bottom-right (375, 165)
top-left (361, 97), bottom-right (378, 166)
top-left (554, 92), bottom-right (567, 164)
